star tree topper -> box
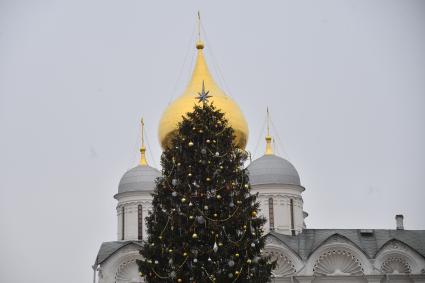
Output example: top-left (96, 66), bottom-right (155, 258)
top-left (196, 81), bottom-right (212, 103)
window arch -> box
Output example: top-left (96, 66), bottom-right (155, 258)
top-left (121, 206), bottom-right (125, 240)
top-left (138, 204), bottom-right (143, 240)
top-left (374, 240), bottom-right (425, 274)
top-left (313, 249), bottom-right (364, 276)
top-left (268, 197), bottom-right (274, 231)
top-left (305, 237), bottom-right (372, 276)
top-left (263, 248), bottom-right (296, 276)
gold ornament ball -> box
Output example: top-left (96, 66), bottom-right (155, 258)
top-left (183, 252), bottom-right (188, 256)
top-left (188, 141), bottom-right (194, 147)
top-left (235, 253), bottom-right (240, 257)
top-left (247, 259), bottom-right (252, 264)
top-left (235, 271), bottom-right (240, 275)
top-left (218, 242), bottom-right (223, 247)
top-left (169, 249), bottom-right (173, 253)
top-left (251, 211), bottom-right (257, 217)
top-left (206, 177), bottom-right (211, 181)
top-left (192, 233), bottom-right (198, 239)
top-left (189, 215), bottom-right (194, 219)
top-left (216, 195), bottom-right (221, 199)
top-left (181, 197), bottom-right (186, 203)
top-left (188, 173), bottom-right (192, 177)
top-left (214, 213), bottom-right (218, 217)
top-left (244, 184), bottom-right (249, 188)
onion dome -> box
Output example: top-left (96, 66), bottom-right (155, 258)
top-left (158, 40), bottom-right (249, 149)
top-left (118, 165), bottom-right (160, 193)
top-left (117, 119), bottom-right (160, 195)
top-left (248, 155), bottom-right (300, 186)
top-left (247, 111), bottom-right (301, 186)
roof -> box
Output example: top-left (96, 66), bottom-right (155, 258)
top-left (118, 165), bottom-right (160, 194)
top-left (268, 229), bottom-right (425, 260)
top-left (247, 154), bottom-right (301, 186)
top-left (95, 230), bottom-right (425, 266)
top-left (95, 241), bottom-right (144, 265)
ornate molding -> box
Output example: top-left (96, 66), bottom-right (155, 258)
top-left (115, 258), bottom-right (143, 283)
top-left (117, 200), bottom-right (152, 210)
top-left (374, 240), bottom-right (422, 274)
top-left (264, 236), bottom-right (303, 276)
top-left (263, 249), bottom-right (297, 277)
top-left (381, 256), bottom-right (411, 274)
top-left (313, 249), bottom-right (364, 276)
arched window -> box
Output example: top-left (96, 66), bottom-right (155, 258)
top-left (121, 206), bottom-right (125, 240)
top-left (138, 205), bottom-right (143, 240)
top-left (290, 199), bottom-right (295, 236)
top-left (268, 197), bottom-right (274, 230)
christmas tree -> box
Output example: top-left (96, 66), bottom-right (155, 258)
top-left (138, 88), bottom-right (275, 282)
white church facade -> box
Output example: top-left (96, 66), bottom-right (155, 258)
top-left (93, 37), bottom-right (425, 283)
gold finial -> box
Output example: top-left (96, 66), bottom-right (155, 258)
top-left (140, 118), bottom-right (147, 165)
top-left (265, 107), bottom-right (273, 155)
top-left (196, 11), bottom-right (204, 49)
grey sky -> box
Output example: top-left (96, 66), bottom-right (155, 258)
top-left (1, 1), bottom-right (424, 282)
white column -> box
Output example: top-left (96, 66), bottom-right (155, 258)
top-left (117, 205), bottom-right (123, 240)
top-left (276, 196), bottom-right (290, 234)
top-left (294, 197), bottom-right (304, 234)
top-left (125, 203), bottom-right (138, 240)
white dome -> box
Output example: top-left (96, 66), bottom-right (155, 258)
top-left (117, 165), bottom-right (160, 194)
top-left (247, 154), bottom-right (301, 186)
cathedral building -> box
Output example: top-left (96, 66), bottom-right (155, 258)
top-left (93, 38), bottom-right (425, 283)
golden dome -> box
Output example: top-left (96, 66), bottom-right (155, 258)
top-left (158, 41), bottom-right (249, 149)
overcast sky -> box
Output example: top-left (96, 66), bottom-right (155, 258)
top-left (1, 1), bottom-right (424, 282)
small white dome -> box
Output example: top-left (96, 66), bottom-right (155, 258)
top-left (117, 165), bottom-right (160, 194)
top-left (247, 154), bottom-right (301, 186)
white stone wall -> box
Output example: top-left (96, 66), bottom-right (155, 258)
top-left (252, 183), bottom-right (306, 235)
top-left (95, 237), bottom-right (425, 283)
top-left (97, 244), bottom-right (144, 283)
top-left (115, 191), bottom-right (153, 241)
top-left (263, 236), bottom-right (425, 283)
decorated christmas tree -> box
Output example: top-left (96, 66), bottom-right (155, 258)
top-left (138, 86), bottom-right (275, 282)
